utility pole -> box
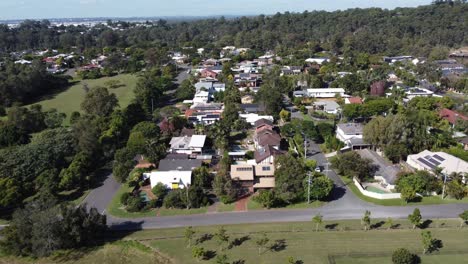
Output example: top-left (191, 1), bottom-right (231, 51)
top-left (307, 172), bottom-right (311, 204)
top-left (151, 98), bottom-right (154, 114)
top-left (304, 135), bottom-right (311, 204)
top-left (441, 172), bottom-right (448, 200)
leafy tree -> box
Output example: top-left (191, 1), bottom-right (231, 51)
top-left (152, 183), bottom-right (169, 201)
top-left (330, 151), bottom-right (373, 181)
top-left (214, 226), bottom-right (230, 251)
top-left (253, 189), bottom-right (277, 209)
top-left (44, 109), bottom-right (66, 128)
top-left (0, 122), bottom-right (29, 147)
top-left (392, 248), bottom-right (418, 264)
top-left (408, 208), bottom-right (422, 229)
top-left (274, 154), bottom-right (306, 204)
top-left (446, 180), bottom-right (467, 200)
top-left (279, 109), bottom-right (291, 122)
top-left (192, 167), bottom-right (213, 189)
top-left (385, 218), bottom-right (394, 230)
top-left (255, 232), bottom-right (270, 255)
top-left (163, 189), bottom-right (186, 209)
top-left (361, 210), bottom-right (371, 231)
top-left (312, 214), bottom-right (323, 232)
top-left (421, 231), bottom-right (438, 254)
top-left (59, 151), bottom-right (93, 190)
top-left (176, 79), bottom-right (196, 100)
top-left (0, 196), bottom-right (106, 257)
top-left (458, 210), bottom-right (468, 228)
top-left (306, 175), bottom-right (334, 201)
top-left (184, 226), bottom-right (196, 248)
top-left (113, 147), bottom-right (136, 183)
top-left (81, 86), bottom-right (118, 116)
top-left (191, 246), bottom-right (206, 262)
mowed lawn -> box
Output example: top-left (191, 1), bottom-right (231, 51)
top-left (123, 221), bottom-right (468, 264)
top-left (24, 74), bottom-right (138, 124)
top-left (0, 241), bottom-right (170, 264)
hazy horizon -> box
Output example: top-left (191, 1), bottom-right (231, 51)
top-left (0, 0), bottom-right (430, 21)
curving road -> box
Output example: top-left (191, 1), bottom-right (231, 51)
top-left (88, 142), bottom-right (468, 230)
top-left (83, 68), bottom-right (468, 230)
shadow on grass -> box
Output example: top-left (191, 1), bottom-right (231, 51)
top-left (371, 221), bottom-right (385, 229)
top-left (196, 233), bottom-right (213, 244)
top-left (204, 250), bottom-right (217, 260)
top-left (325, 223), bottom-right (339, 230)
top-left (270, 239), bottom-right (287, 252)
top-left (228, 235), bottom-right (250, 249)
top-left (420, 219), bottom-right (433, 229)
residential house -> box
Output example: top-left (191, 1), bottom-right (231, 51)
top-left (230, 163), bottom-right (275, 192)
top-left (305, 58), bottom-right (329, 65)
top-left (254, 118), bottom-right (274, 132)
top-left (254, 145), bottom-right (284, 164)
top-left (234, 73), bottom-right (262, 87)
top-left (306, 88), bottom-right (346, 98)
top-left (345, 97), bottom-right (363, 104)
top-left (186, 103), bottom-right (224, 126)
top-left (439, 108), bottom-right (468, 128)
top-left (255, 129), bottom-right (281, 150)
top-left (240, 104), bottom-right (265, 114)
top-left (336, 123), bottom-right (369, 150)
top-left (168, 135), bottom-right (207, 156)
top-left (357, 149), bottom-right (401, 190)
top-left (407, 150), bottom-right (468, 176)
top-left (280, 66), bottom-right (302, 76)
top-left (240, 113), bottom-right (274, 125)
top-left (241, 94), bottom-right (255, 104)
top-left (200, 68), bottom-right (218, 79)
top-left (147, 170), bottom-right (192, 189)
top-left (383, 56), bottom-right (413, 63)
top-left (313, 101), bottom-right (341, 114)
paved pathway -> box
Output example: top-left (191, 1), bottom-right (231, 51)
top-left (234, 196), bottom-right (249, 212)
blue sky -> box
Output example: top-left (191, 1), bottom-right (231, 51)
top-left (0, 0), bottom-right (430, 20)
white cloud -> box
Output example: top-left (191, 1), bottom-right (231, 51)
top-left (79, 0), bottom-right (98, 5)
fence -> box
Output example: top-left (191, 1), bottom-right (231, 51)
top-left (353, 178), bottom-right (401, 199)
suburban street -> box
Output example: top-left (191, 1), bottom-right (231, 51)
top-left (79, 68), bottom-right (468, 231)
top-left (96, 141), bottom-right (468, 230)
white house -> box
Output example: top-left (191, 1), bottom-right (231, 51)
top-left (336, 123), bottom-right (364, 142)
top-left (313, 101), bottom-right (341, 114)
top-left (306, 88), bottom-right (346, 98)
top-left (240, 113), bottom-right (274, 125)
top-left (305, 58), bottom-right (329, 65)
top-left (147, 171), bottom-right (192, 189)
top-left (407, 150), bottom-right (468, 176)
top-left (193, 91), bottom-right (210, 104)
top-left (169, 135), bottom-right (207, 155)
top-left (405, 87), bottom-right (434, 100)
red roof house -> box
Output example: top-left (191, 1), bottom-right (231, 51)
top-left (439, 108), bottom-right (468, 125)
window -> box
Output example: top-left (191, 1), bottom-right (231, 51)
top-left (262, 166), bottom-right (271, 171)
top-left (236, 167), bottom-right (253, 171)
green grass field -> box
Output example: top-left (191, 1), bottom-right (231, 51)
top-left (124, 220), bottom-right (468, 264)
top-left (0, 241), bottom-right (169, 264)
top-left (342, 176), bottom-right (468, 206)
top-left (24, 74), bottom-right (138, 125)
top-left (3, 220), bottom-right (468, 264)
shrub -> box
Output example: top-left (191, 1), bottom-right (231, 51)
top-left (152, 182), bottom-right (169, 200)
top-left (163, 190), bottom-right (186, 209)
top-left (392, 248), bottom-right (418, 264)
top-left (126, 196), bottom-right (145, 212)
top-left (120, 192), bottom-right (131, 205)
top-left (253, 190), bottom-right (277, 209)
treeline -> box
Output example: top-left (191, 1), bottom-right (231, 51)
top-left (0, 61), bottom-right (69, 106)
top-left (0, 2), bottom-right (467, 56)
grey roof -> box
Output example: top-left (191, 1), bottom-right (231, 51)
top-left (314, 101), bottom-right (340, 111)
top-left (357, 149), bottom-right (400, 185)
top-left (337, 123), bottom-right (364, 135)
top-left (240, 104), bottom-right (265, 113)
top-left (158, 159), bottom-right (202, 171)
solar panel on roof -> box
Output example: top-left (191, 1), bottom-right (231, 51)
top-left (428, 158), bottom-right (441, 166)
top-left (417, 157), bottom-right (436, 169)
top-left (433, 154), bottom-right (445, 161)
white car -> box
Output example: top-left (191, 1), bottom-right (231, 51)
top-left (315, 167), bottom-right (322, 172)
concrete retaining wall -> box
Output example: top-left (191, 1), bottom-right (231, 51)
top-left (353, 178), bottom-right (401, 200)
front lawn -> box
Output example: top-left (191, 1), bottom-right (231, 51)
top-left (247, 197), bottom-right (325, 211)
top-left (107, 184), bottom-right (207, 218)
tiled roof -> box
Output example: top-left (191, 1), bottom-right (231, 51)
top-left (439, 108), bottom-right (468, 125)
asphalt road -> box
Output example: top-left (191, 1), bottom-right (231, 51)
top-left (82, 69), bottom-right (468, 230)
top-left (98, 141), bottom-right (468, 230)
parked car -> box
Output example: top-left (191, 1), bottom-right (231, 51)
top-left (315, 166), bottom-right (322, 172)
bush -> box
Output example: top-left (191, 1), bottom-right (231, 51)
top-left (120, 192), bottom-right (131, 205)
top-left (392, 248), bottom-right (418, 264)
top-left (245, 150), bottom-right (255, 160)
top-left (126, 195), bottom-right (145, 212)
top-left (163, 190), bottom-right (186, 209)
top-left (152, 182), bottom-right (169, 200)
top-left (253, 190), bottom-right (277, 209)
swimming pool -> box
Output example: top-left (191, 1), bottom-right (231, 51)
top-left (365, 186), bottom-right (389, 194)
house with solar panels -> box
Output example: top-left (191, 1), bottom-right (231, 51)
top-left (406, 150), bottom-right (468, 176)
